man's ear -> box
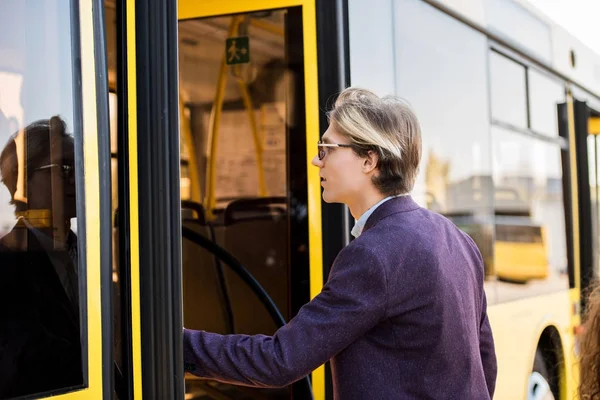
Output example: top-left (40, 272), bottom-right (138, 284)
top-left (362, 150), bottom-right (379, 174)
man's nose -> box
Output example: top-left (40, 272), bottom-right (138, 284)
top-left (311, 155), bottom-right (322, 167)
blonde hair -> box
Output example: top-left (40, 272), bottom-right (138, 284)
top-left (327, 87), bottom-right (422, 195)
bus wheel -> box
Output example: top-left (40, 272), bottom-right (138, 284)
top-left (527, 350), bottom-right (555, 400)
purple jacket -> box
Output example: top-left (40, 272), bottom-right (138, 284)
top-left (184, 196), bottom-right (497, 399)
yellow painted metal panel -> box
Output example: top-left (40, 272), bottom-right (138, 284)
top-left (51, 0), bottom-right (103, 398)
top-left (179, 0), bottom-right (306, 20)
top-left (567, 94), bottom-right (581, 291)
top-left (127, 0), bottom-right (143, 398)
top-left (566, 93), bottom-right (582, 399)
top-left (79, 0), bottom-right (103, 390)
top-left (178, 0), bottom-right (325, 398)
top-left (487, 291), bottom-right (574, 400)
top-left (300, 3), bottom-right (325, 398)
top-left (589, 116), bottom-right (600, 135)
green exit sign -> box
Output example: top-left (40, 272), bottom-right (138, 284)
top-left (225, 36), bottom-right (250, 65)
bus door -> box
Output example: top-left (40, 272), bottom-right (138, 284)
top-left (0, 1), bottom-right (113, 400)
top-left (177, 1), bottom-right (323, 399)
top-left (573, 100), bottom-right (600, 296)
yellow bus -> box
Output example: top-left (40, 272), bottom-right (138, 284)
top-left (495, 217), bottom-right (550, 283)
top-left (1, 0), bottom-right (600, 399)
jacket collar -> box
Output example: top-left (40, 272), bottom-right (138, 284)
top-left (362, 195), bottom-right (420, 234)
top-left (351, 195), bottom-right (398, 238)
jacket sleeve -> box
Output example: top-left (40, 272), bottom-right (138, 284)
top-left (461, 230), bottom-right (497, 398)
top-left (183, 244), bottom-right (387, 388)
top-left (479, 292), bottom-right (497, 398)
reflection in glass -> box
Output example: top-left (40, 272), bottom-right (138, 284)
top-left (492, 126), bottom-right (568, 301)
top-left (394, 0), bottom-right (495, 284)
top-left (588, 135), bottom-right (600, 278)
top-left (0, 2), bottom-right (84, 398)
top-left (490, 51), bottom-right (528, 128)
top-left (528, 69), bottom-right (564, 136)
top-left (0, 117), bottom-right (83, 398)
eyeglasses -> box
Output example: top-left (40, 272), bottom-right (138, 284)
top-left (317, 141), bottom-right (352, 160)
top-left (34, 164), bottom-right (75, 179)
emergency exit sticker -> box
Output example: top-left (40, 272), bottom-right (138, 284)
top-left (225, 37), bottom-right (250, 65)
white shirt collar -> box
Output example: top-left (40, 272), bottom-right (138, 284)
top-left (350, 194), bottom-right (408, 238)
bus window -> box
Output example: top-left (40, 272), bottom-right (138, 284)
top-left (0, 2), bottom-right (85, 398)
top-left (490, 51), bottom-right (528, 129)
top-left (492, 125), bottom-right (568, 299)
top-left (391, 0), bottom-right (496, 289)
top-left (528, 69), bottom-right (565, 137)
top-left (589, 127), bottom-right (600, 280)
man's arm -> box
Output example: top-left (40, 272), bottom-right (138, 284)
top-left (479, 292), bottom-right (497, 398)
top-left (183, 244), bottom-right (387, 388)
top-left (461, 230), bottom-right (498, 397)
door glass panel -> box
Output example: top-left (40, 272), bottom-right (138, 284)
top-left (588, 134), bottom-right (600, 275)
top-left (492, 125), bottom-right (569, 302)
top-left (393, 0), bottom-right (496, 298)
top-left (528, 69), bottom-right (564, 137)
top-left (490, 51), bottom-right (528, 129)
top-left (0, 1), bottom-right (85, 398)
top-left (179, 8), bottom-right (309, 399)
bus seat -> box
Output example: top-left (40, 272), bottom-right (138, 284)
top-left (181, 200), bottom-right (206, 223)
top-left (181, 204), bottom-right (232, 334)
top-left (221, 197), bottom-right (289, 335)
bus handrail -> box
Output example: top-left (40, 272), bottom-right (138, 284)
top-left (182, 225), bottom-right (286, 326)
top-left (236, 76), bottom-right (267, 198)
top-left (204, 16), bottom-right (243, 220)
top-left (182, 225), bottom-right (313, 395)
top-left (180, 95), bottom-right (202, 202)
top-left (204, 16), bottom-right (268, 220)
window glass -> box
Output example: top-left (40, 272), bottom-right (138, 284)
top-left (490, 51), bottom-right (528, 128)
top-left (0, 1), bottom-right (85, 398)
top-left (484, 0), bottom-right (551, 64)
top-left (492, 126), bottom-right (568, 302)
top-left (394, 0), bottom-right (495, 294)
top-left (588, 135), bottom-right (600, 280)
top-left (529, 69), bottom-right (565, 136)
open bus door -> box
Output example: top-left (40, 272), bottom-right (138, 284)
top-left (105, 0), bottom-right (348, 398)
top-left (176, 2), bottom-right (323, 399)
top-left (0, 1), bottom-right (113, 399)
top-left (116, 0), bottom-right (337, 399)
top-left (572, 100), bottom-right (600, 300)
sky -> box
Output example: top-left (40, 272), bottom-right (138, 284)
top-left (526, 0), bottom-right (600, 55)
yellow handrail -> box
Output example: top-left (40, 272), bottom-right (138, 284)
top-left (179, 95), bottom-right (201, 202)
top-left (204, 16), bottom-right (244, 220)
top-left (205, 16), bottom-right (270, 219)
top-left (250, 18), bottom-right (284, 36)
top-left (236, 75), bottom-right (267, 197)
